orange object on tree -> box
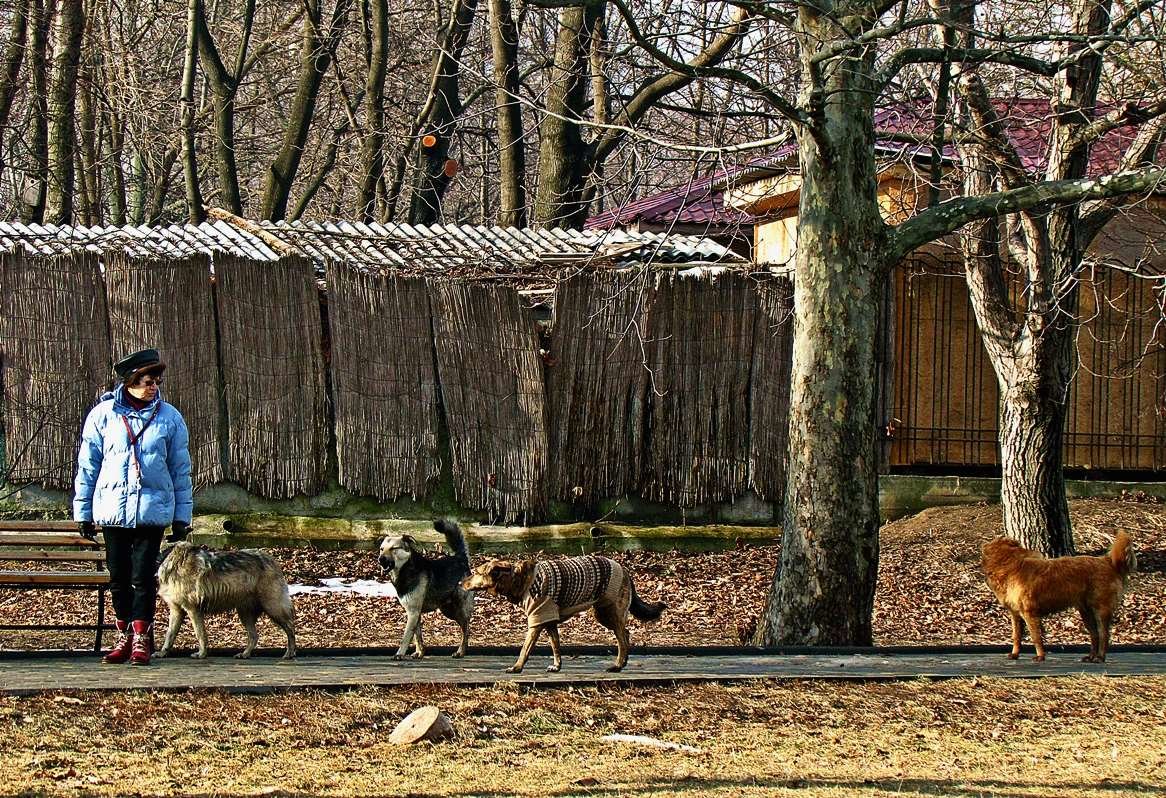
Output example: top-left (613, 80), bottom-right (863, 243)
top-left (421, 134), bottom-right (438, 148)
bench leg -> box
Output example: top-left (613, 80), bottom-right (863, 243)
top-left (95, 587), bottom-right (106, 652)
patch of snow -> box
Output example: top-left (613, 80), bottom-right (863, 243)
top-left (288, 577), bottom-right (397, 599)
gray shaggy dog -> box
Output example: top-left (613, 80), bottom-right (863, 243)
top-left (156, 541), bottom-right (297, 660)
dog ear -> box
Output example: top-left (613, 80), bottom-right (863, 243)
top-left (401, 534), bottom-right (417, 549)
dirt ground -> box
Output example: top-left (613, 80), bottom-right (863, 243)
top-left (2, 498), bottom-right (1165, 797)
top-left (1, 676), bottom-right (1164, 796)
top-left (2, 496), bottom-right (1163, 653)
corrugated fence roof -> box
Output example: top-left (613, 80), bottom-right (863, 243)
top-left (0, 219), bottom-right (741, 269)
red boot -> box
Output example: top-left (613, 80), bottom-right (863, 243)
top-left (102, 621), bottom-right (133, 664)
top-left (129, 620), bottom-right (152, 666)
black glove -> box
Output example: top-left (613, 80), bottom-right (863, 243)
top-left (77, 521), bottom-right (97, 541)
top-left (166, 521), bottom-right (191, 543)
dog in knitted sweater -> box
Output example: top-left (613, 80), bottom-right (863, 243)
top-left (462, 554), bottom-right (665, 673)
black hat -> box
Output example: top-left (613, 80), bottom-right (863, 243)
top-left (114, 348), bottom-right (167, 384)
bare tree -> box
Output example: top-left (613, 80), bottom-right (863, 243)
top-left (936, 0), bottom-right (1166, 555)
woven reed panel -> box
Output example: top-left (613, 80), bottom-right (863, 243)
top-left (0, 252), bottom-right (111, 489)
top-left (103, 253), bottom-right (223, 489)
top-left (430, 281), bottom-right (547, 523)
top-left (546, 271), bottom-right (651, 501)
top-left (329, 265), bottom-right (440, 500)
top-left (748, 276), bottom-right (794, 501)
top-left (214, 254), bottom-right (328, 498)
top-left (643, 272), bottom-right (757, 506)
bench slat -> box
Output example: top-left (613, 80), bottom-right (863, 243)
top-left (0, 571), bottom-right (110, 586)
top-left (0, 550), bottom-right (107, 561)
top-left (0, 533), bottom-right (102, 547)
top-left (0, 521), bottom-right (83, 532)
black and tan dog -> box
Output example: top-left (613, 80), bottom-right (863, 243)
top-left (378, 519), bottom-right (474, 660)
top-left (462, 554), bottom-right (665, 673)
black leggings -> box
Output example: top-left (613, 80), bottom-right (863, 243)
top-left (103, 526), bottom-right (163, 624)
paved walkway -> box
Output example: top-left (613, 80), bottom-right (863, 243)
top-left (3, 648), bottom-right (1166, 695)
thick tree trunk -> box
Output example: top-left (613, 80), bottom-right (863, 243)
top-left (754, 5), bottom-right (885, 646)
top-left (22, 0), bottom-right (49, 222)
top-left (357, 0), bottom-right (388, 222)
top-left (44, 0), bottom-right (85, 225)
top-left (531, 2), bottom-right (600, 229)
top-left (0, 0), bottom-right (30, 176)
top-left (408, 0), bottom-right (478, 225)
top-left (998, 363), bottom-right (1074, 556)
top-left (488, 0), bottom-right (525, 226)
top-left (180, 0), bottom-right (205, 223)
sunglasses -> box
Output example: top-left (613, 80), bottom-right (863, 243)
top-left (134, 377), bottom-right (164, 387)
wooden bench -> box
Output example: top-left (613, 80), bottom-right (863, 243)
top-left (0, 520), bottom-right (111, 651)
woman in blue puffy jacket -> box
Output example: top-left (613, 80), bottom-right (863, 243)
top-left (73, 348), bottom-right (193, 666)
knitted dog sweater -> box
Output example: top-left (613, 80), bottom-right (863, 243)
top-left (522, 555), bottom-right (627, 627)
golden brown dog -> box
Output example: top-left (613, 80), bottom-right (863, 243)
top-left (981, 532), bottom-right (1136, 663)
top-left (461, 555), bottom-right (665, 673)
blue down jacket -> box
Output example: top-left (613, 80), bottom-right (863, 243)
top-left (73, 386), bottom-right (193, 528)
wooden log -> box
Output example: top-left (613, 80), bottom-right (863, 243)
top-left (388, 705), bottom-right (455, 744)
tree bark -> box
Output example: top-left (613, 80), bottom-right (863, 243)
top-left (260, 0), bottom-right (352, 221)
top-left (0, 0), bottom-right (30, 177)
top-left (357, 0), bottom-right (388, 222)
top-left (754, 4), bottom-right (885, 646)
top-left (180, 0), bottom-right (205, 223)
top-left (194, 0), bottom-right (254, 216)
top-left (44, 0), bottom-right (85, 225)
top-left (407, 0), bottom-right (479, 225)
top-left (997, 354), bottom-right (1074, 556)
top-left (531, 1), bottom-right (601, 229)
top-left (488, 0), bottom-right (525, 226)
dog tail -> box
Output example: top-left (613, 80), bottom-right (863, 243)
top-left (1109, 531), bottom-right (1136, 576)
top-left (629, 581), bottom-right (666, 623)
top-left (434, 518), bottom-right (469, 567)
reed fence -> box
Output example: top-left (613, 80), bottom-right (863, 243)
top-left (329, 265), bottom-right (441, 501)
top-left (642, 272), bottom-right (758, 506)
top-left (104, 253), bottom-right (224, 488)
top-left (546, 270), bottom-right (651, 502)
top-left (213, 254), bottom-right (329, 498)
top-left (0, 252), bottom-right (110, 489)
top-left (430, 280), bottom-right (547, 523)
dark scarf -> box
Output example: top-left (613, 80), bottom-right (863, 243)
top-left (124, 388), bottom-right (151, 411)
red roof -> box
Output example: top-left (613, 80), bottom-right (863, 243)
top-left (587, 99), bottom-right (1154, 232)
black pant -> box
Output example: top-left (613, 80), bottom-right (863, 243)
top-left (104, 526), bottom-right (163, 624)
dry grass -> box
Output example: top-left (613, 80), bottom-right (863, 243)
top-left (1, 676), bottom-right (1164, 796)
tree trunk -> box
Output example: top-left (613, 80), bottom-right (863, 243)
top-left (44, 0), bottom-right (85, 225)
top-left (754, 5), bottom-right (885, 646)
top-left (0, 0), bottom-right (30, 176)
top-left (531, 2), bottom-right (601, 229)
top-left (997, 355), bottom-right (1074, 556)
top-left (357, 0), bottom-right (388, 222)
top-left (488, 0), bottom-right (525, 226)
top-left (261, 0), bottom-right (352, 221)
top-left (22, 0), bottom-right (49, 222)
top-left (407, 0), bottom-right (478, 225)
top-left (180, 0), bottom-right (205, 223)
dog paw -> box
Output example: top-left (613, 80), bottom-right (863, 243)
top-left (278, 655), bottom-right (297, 664)
top-left (1032, 655), bottom-right (1046, 663)
top-left (546, 664), bottom-right (561, 673)
top-left (393, 653), bottom-right (407, 661)
top-left (606, 665), bottom-right (624, 673)
top-left (234, 652), bottom-right (252, 659)
top-left (154, 650), bottom-right (168, 660)
top-left (411, 652), bottom-right (425, 660)
top-left (1007, 652), bottom-right (1019, 660)
top-left (451, 650), bottom-right (465, 659)
top-left (505, 665), bottom-right (523, 674)
top-left (190, 652), bottom-right (207, 660)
